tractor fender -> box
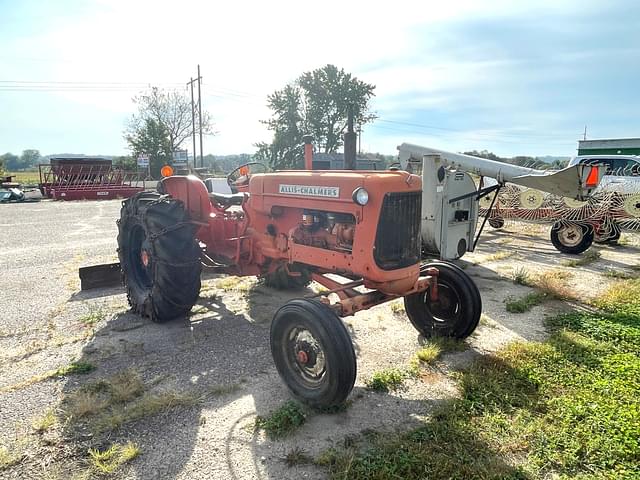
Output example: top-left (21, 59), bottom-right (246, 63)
top-left (159, 175), bottom-right (213, 223)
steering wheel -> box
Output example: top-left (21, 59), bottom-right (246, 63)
top-left (226, 162), bottom-right (267, 193)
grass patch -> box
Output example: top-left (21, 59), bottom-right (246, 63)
top-left (512, 266), bottom-right (530, 285)
top-left (366, 368), bottom-right (407, 392)
top-left (562, 248), bottom-right (601, 267)
top-left (62, 369), bottom-right (218, 434)
top-left (413, 337), bottom-right (466, 366)
top-left (506, 270), bottom-right (575, 313)
top-left (32, 409), bottom-right (56, 433)
top-left (5, 171), bottom-right (40, 185)
top-left (594, 278), bottom-right (640, 315)
top-left (321, 280), bottom-right (640, 479)
top-left (484, 251), bottom-right (515, 262)
top-left (78, 306), bottom-right (106, 327)
top-left (55, 361), bottom-right (95, 376)
top-left (389, 300), bottom-right (405, 314)
top-left (602, 269), bottom-right (639, 280)
top-left (0, 445), bottom-right (24, 471)
top-left (255, 401), bottom-right (306, 439)
top-left (536, 270), bottom-right (574, 300)
top-left (415, 344), bottom-right (441, 364)
top-left (505, 291), bottom-right (547, 313)
top-left (0, 360), bottom-right (96, 394)
top-left (88, 441), bottom-right (140, 474)
top-left (215, 276), bottom-right (252, 292)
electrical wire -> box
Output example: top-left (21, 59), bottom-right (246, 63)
top-left (0, 78), bottom-right (584, 144)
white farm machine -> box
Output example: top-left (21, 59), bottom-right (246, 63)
top-left (397, 143), bottom-right (605, 259)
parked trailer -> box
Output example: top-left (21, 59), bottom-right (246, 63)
top-left (39, 157), bottom-right (145, 200)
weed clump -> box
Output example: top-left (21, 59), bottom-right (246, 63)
top-left (255, 401), bottom-right (306, 439)
top-left (88, 442), bottom-right (140, 474)
top-left (366, 368), bottom-right (407, 392)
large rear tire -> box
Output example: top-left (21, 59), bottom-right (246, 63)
top-left (270, 299), bottom-right (356, 408)
top-left (550, 221), bottom-right (594, 254)
top-left (404, 262), bottom-right (481, 339)
top-left (117, 192), bottom-right (202, 322)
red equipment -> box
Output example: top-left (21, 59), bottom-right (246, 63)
top-left (116, 163), bottom-right (481, 407)
top-left (39, 157), bottom-right (144, 200)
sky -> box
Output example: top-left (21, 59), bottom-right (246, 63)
top-left (0, 0), bottom-right (638, 159)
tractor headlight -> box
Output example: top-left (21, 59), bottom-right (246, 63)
top-left (352, 187), bottom-right (369, 206)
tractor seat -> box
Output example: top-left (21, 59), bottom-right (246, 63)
top-left (209, 192), bottom-right (246, 208)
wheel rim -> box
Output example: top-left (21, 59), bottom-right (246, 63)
top-left (424, 284), bottom-right (461, 326)
top-left (557, 225), bottom-right (584, 247)
top-left (128, 224), bottom-right (153, 289)
top-left (284, 327), bottom-right (327, 388)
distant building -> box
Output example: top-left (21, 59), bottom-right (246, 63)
top-left (312, 152), bottom-right (383, 170)
top-left (578, 138), bottom-right (640, 156)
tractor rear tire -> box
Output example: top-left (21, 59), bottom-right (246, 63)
top-left (263, 264), bottom-right (311, 290)
top-left (117, 192), bottom-right (202, 323)
top-left (270, 299), bottom-right (356, 408)
top-left (404, 262), bottom-right (481, 339)
top-left (550, 221), bottom-right (594, 254)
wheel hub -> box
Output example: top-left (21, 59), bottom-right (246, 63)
top-left (425, 284), bottom-right (460, 324)
top-left (558, 225), bottom-right (583, 247)
top-left (295, 340), bottom-right (317, 367)
top-left (288, 330), bottom-right (325, 383)
top-left (140, 249), bottom-right (150, 267)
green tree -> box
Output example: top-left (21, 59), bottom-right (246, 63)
top-left (125, 118), bottom-right (172, 178)
top-left (256, 64), bottom-right (376, 169)
top-left (20, 149), bottom-right (40, 169)
top-left (124, 86), bottom-right (214, 165)
top-left (0, 152), bottom-right (20, 171)
top-left (113, 155), bottom-right (136, 170)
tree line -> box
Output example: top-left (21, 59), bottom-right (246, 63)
top-left (1, 150), bottom-right (41, 172)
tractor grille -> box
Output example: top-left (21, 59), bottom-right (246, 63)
top-left (374, 191), bottom-right (422, 270)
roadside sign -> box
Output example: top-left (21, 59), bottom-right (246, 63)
top-left (173, 150), bottom-right (188, 167)
top-left (137, 154), bottom-right (150, 167)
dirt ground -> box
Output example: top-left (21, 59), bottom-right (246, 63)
top-left (1, 199), bottom-right (639, 480)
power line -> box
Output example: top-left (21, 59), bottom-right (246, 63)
top-left (0, 78), bottom-right (585, 145)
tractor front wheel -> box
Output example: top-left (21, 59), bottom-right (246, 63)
top-left (270, 299), bottom-right (356, 408)
top-left (117, 192), bottom-right (202, 322)
top-left (404, 262), bottom-right (481, 339)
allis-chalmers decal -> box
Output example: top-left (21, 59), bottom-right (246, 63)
top-left (278, 184), bottom-right (340, 198)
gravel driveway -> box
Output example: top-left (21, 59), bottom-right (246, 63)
top-left (1, 199), bottom-right (638, 479)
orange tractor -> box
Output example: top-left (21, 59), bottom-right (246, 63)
top-left (117, 163), bottom-right (481, 407)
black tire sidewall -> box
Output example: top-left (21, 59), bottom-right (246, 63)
top-left (270, 299), bottom-right (356, 408)
top-left (550, 222), bottom-right (594, 254)
top-left (404, 262), bottom-right (481, 339)
top-left (118, 192), bottom-right (202, 322)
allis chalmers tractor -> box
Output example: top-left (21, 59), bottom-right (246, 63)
top-left (116, 163), bottom-right (481, 407)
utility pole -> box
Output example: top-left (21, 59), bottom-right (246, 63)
top-left (357, 124), bottom-right (362, 155)
top-left (187, 66), bottom-right (204, 169)
top-left (197, 65), bottom-right (204, 169)
top-left (583, 125), bottom-right (587, 141)
top-left (188, 77), bottom-right (197, 170)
